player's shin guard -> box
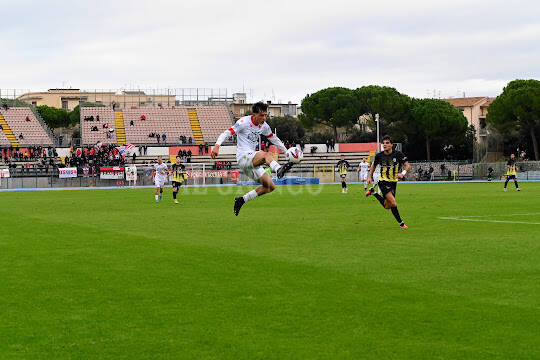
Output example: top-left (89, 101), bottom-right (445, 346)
top-left (242, 189), bottom-right (258, 203)
top-left (341, 182), bottom-right (346, 189)
top-left (391, 206), bottom-right (403, 225)
top-left (514, 180), bottom-right (519, 188)
top-left (373, 193), bottom-right (386, 208)
top-left (504, 179), bottom-right (509, 188)
top-left (173, 190), bottom-right (178, 199)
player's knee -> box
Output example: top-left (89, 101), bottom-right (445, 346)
top-left (267, 183), bottom-right (276, 192)
top-left (265, 153), bottom-right (274, 163)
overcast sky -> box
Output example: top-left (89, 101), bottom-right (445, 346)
top-left (0, 0), bottom-right (538, 103)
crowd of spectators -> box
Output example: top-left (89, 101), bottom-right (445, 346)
top-left (1, 146), bottom-right (59, 173)
top-left (64, 144), bottom-right (127, 168)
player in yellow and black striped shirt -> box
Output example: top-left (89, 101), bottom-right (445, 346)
top-left (336, 155), bottom-right (351, 193)
top-left (504, 153), bottom-right (521, 192)
top-left (171, 156), bottom-right (188, 203)
top-left (366, 135), bottom-right (410, 229)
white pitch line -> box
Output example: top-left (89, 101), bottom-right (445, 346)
top-left (438, 217), bottom-right (540, 225)
top-left (446, 212), bottom-right (540, 218)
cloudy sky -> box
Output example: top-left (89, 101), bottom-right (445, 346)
top-left (0, 0), bottom-right (538, 103)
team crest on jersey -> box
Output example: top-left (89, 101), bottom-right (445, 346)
top-left (393, 158), bottom-right (397, 162)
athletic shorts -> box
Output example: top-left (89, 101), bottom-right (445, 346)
top-left (379, 181), bottom-right (397, 197)
top-left (172, 181), bottom-right (183, 188)
top-left (506, 175), bottom-right (516, 180)
top-left (373, 173), bottom-right (380, 184)
top-left (154, 177), bottom-right (166, 188)
top-left (360, 172), bottom-right (368, 181)
top-left (237, 151), bottom-right (266, 181)
top-left (340, 174), bottom-right (347, 179)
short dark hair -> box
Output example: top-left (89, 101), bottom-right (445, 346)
top-left (176, 155), bottom-right (181, 159)
top-left (382, 135), bottom-right (392, 143)
top-left (252, 102), bottom-right (268, 114)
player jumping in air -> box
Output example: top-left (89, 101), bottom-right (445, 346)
top-left (336, 155), bottom-right (350, 193)
top-left (211, 102), bottom-right (292, 216)
top-left (171, 156), bottom-right (188, 203)
top-left (153, 156), bottom-right (169, 202)
top-left (504, 153), bottom-right (521, 192)
top-left (366, 135), bottom-right (410, 229)
top-left (357, 157), bottom-right (370, 191)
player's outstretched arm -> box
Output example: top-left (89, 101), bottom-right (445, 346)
top-left (212, 128), bottom-right (235, 159)
top-left (266, 134), bottom-right (287, 153)
top-left (398, 161), bottom-right (410, 180)
top-left (211, 144), bottom-right (220, 159)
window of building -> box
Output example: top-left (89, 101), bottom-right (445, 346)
top-left (62, 100), bottom-right (68, 110)
top-left (479, 118), bottom-right (487, 129)
top-left (32, 101), bottom-right (37, 106)
top-left (240, 108), bottom-right (245, 115)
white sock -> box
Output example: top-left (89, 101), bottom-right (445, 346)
top-left (364, 183), bottom-right (367, 190)
top-left (270, 160), bottom-right (281, 172)
top-left (155, 195), bottom-right (159, 201)
top-left (243, 189), bottom-right (258, 202)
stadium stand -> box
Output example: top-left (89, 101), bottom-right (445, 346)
top-left (0, 108), bottom-right (54, 146)
top-left (81, 106), bottom-right (234, 145)
top-left (196, 106), bottom-right (234, 143)
top-left (122, 107), bottom-right (193, 145)
top-left (80, 107), bottom-right (116, 145)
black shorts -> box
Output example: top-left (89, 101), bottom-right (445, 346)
top-left (379, 181), bottom-right (397, 197)
top-left (340, 174), bottom-right (347, 179)
top-left (506, 175), bottom-right (516, 180)
top-left (172, 181), bottom-right (183, 188)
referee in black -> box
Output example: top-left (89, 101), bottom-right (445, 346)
top-left (366, 135), bottom-right (410, 229)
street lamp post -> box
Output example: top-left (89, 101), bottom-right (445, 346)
top-left (375, 113), bottom-right (380, 152)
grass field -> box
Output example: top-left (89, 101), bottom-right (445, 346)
top-left (1, 183), bottom-right (539, 359)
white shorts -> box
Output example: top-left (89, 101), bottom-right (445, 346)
top-left (154, 177), bottom-right (166, 188)
top-left (360, 172), bottom-right (368, 181)
top-left (373, 173), bottom-right (380, 184)
top-left (237, 151), bottom-right (266, 181)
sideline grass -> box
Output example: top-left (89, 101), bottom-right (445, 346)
top-left (1, 183), bottom-right (539, 359)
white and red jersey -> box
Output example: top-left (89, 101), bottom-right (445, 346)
top-left (153, 162), bottom-right (168, 181)
top-left (358, 161), bottom-right (369, 174)
top-left (216, 115), bottom-right (286, 159)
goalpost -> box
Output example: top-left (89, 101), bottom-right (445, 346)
top-left (182, 163), bottom-right (207, 186)
top-left (314, 165), bottom-right (335, 183)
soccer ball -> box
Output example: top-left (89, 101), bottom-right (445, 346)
top-left (285, 147), bottom-right (303, 163)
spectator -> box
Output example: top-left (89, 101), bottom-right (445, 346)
top-left (487, 167), bottom-right (494, 181)
top-left (140, 115), bottom-right (146, 121)
top-left (188, 136), bottom-right (192, 144)
top-left (0, 124), bottom-right (3, 131)
top-left (300, 140), bottom-right (305, 151)
top-left (162, 134), bottom-right (167, 143)
top-left (157, 134), bottom-right (161, 144)
top-left (440, 163), bottom-right (446, 176)
top-left (2, 104), bottom-right (8, 110)
top-left (25, 116), bottom-right (31, 122)
top-left (326, 139), bottom-right (330, 152)
top-left (19, 133), bottom-right (24, 140)
top-left (132, 152), bottom-right (137, 163)
top-left (429, 166), bottom-right (434, 181)
top-left (112, 101), bottom-right (117, 110)
top-left (96, 115), bottom-right (99, 122)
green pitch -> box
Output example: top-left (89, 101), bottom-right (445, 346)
top-left (1, 183), bottom-right (539, 359)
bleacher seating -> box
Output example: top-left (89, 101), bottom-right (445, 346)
top-left (80, 107), bottom-right (116, 145)
top-left (123, 108), bottom-right (193, 144)
top-left (0, 129), bottom-right (10, 146)
top-left (80, 105), bottom-right (234, 145)
top-left (196, 106), bottom-right (233, 142)
top-left (0, 108), bottom-right (54, 146)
